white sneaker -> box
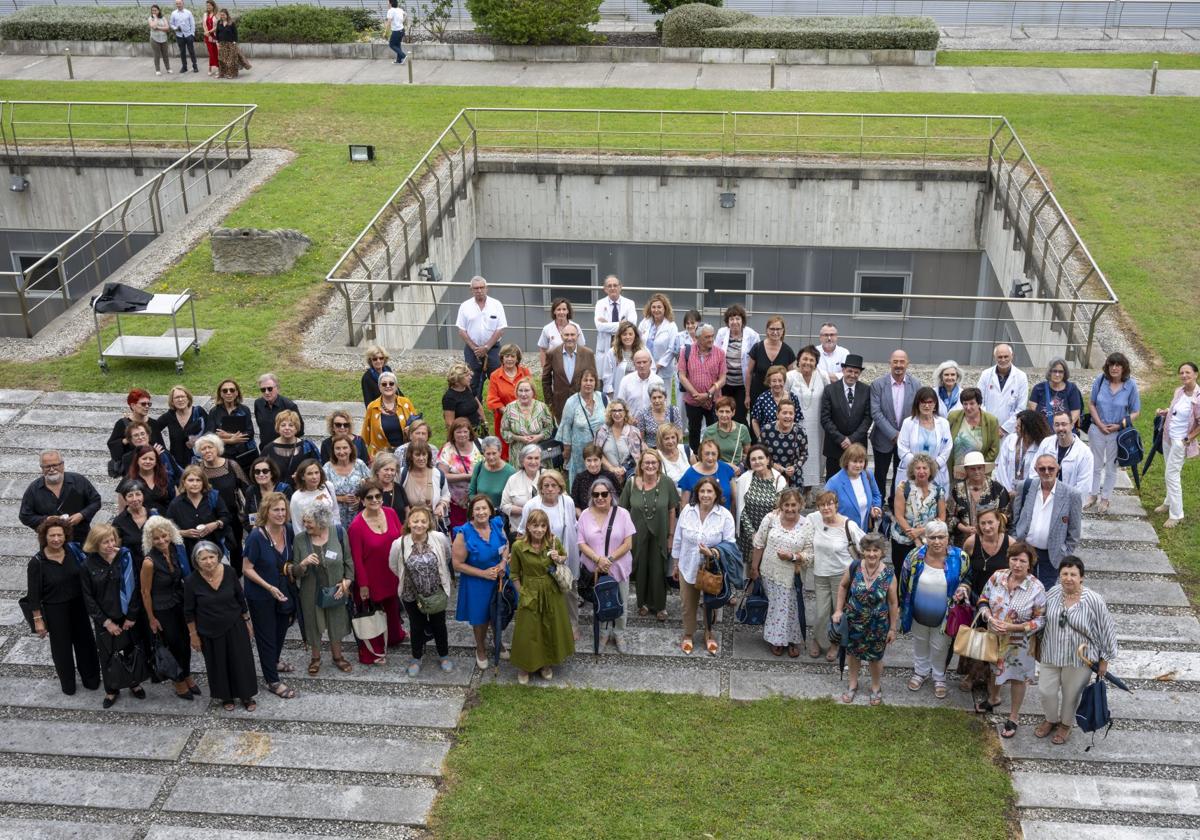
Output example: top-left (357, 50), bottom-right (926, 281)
top-left (156, 70), bottom-right (162, 75)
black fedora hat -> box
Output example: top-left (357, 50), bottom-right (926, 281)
top-left (842, 354), bottom-right (864, 371)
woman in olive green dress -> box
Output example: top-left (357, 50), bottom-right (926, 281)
top-left (291, 504), bottom-right (354, 675)
top-left (620, 448), bottom-right (679, 621)
top-left (509, 509), bottom-right (574, 683)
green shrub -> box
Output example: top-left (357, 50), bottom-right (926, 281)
top-left (465, 0), bottom-right (602, 45)
top-left (0, 7), bottom-right (147, 43)
top-left (662, 4), bottom-right (939, 51)
top-left (643, 0), bottom-right (721, 35)
top-left (239, 5), bottom-right (357, 43)
top-left (337, 6), bottom-right (381, 33)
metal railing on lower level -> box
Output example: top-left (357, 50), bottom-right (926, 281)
top-left (1, 100), bottom-right (256, 338)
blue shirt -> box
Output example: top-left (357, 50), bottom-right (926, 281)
top-left (677, 462), bottom-right (736, 512)
top-left (169, 8), bottom-right (195, 38)
top-left (563, 349), bottom-right (577, 384)
top-left (1090, 376), bottom-right (1140, 426)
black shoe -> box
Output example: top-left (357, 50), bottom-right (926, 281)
top-left (175, 690), bottom-right (194, 701)
top-left (189, 685), bottom-right (202, 696)
top-left (130, 685), bottom-right (146, 700)
top-left (102, 692), bottom-right (119, 709)
top-left (180, 67), bottom-right (188, 73)
top-left (61, 686), bottom-right (77, 696)
top-left (82, 679), bottom-right (100, 691)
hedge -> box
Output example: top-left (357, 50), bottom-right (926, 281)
top-left (0, 5), bottom-right (376, 44)
top-left (662, 3), bottom-right (939, 51)
top-left (465, 0), bottom-right (602, 45)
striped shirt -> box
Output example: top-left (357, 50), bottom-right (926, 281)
top-left (1039, 586), bottom-right (1118, 668)
top-left (680, 345), bottom-right (726, 407)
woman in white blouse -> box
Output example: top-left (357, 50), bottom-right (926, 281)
top-left (638, 293), bottom-right (679, 385)
top-left (786, 344), bottom-right (824, 499)
top-left (896, 387), bottom-right (953, 492)
top-left (537, 298), bottom-right (586, 372)
top-left (655, 424), bottom-right (694, 485)
top-left (670, 476), bottom-right (736, 656)
top-left (516, 469), bottom-right (580, 635)
top-left (500, 444), bottom-right (542, 535)
top-left (805, 489), bottom-right (865, 660)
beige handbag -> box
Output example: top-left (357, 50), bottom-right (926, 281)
top-left (952, 612), bottom-right (1002, 663)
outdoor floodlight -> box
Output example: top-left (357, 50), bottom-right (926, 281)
top-left (1010, 279), bottom-right (1033, 299)
top-left (719, 192), bottom-right (736, 209)
top-left (349, 144), bottom-right (375, 163)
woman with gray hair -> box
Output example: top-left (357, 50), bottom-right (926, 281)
top-left (501, 444), bottom-right (542, 534)
top-left (891, 452), bottom-right (947, 568)
top-left (184, 540), bottom-right (257, 712)
top-left (468, 436), bottom-right (516, 510)
top-left (934, 360), bottom-right (963, 418)
top-left (1028, 357), bottom-right (1083, 429)
top-left (833, 531), bottom-right (898, 705)
top-left (634, 382), bottom-right (682, 449)
top-left (140, 515), bottom-right (198, 700)
top-left (292, 503), bottom-right (355, 675)
top-left (194, 432), bottom-right (248, 573)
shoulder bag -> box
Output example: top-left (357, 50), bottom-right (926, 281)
top-left (952, 610), bottom-right (1001, 663)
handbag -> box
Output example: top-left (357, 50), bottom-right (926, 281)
top-left (104, 638), bottom-right (150, 690)
top-left (151, 634), bottom-right (182, 683)
top-left (1075, 675), bottom-right (1113, 749)
top-left (538, 439), bottom-right (564, 470)
top-left (735, 579), bottom-right (769, 626)
top-left (551, 560), bottom-right (573, 593)
top-left (695, 555), bottom-right (724, 596)
top-left (845, 520), bottom-right (861, 562)
top-left (944, 602), bottom-right (974, 639)
top-left (952, 613), bottom-right (1002, 664)
top-left (350, 599), bottom-right (387, 640)
top-left (317, 585), bottom-right (346, 609)
top-left (417, 588), bottom-right (448, 615)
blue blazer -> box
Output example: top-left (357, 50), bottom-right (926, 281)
top-left (825, 469), bottom-right (881, 530)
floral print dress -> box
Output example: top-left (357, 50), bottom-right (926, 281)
top-left (980, 569), bottom-right (1047, 684)
top-left (323, 460), bottom-right (371, 530)
top-left (846, 564), bottom-right (895, 662)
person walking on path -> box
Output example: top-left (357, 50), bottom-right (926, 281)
top-left (169, 0), bottom-right (199, 74)
top-left (386, 0), bottom-right (407, 65)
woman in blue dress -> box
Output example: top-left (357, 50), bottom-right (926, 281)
top-left (452, 494), bottom-right (509, 669)
top-left (833, 532), bottom-right (898, 706)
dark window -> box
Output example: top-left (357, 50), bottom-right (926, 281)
top-left (544, 264), bottom-right (595, 311)
top-left (13, 254), bottom-right (63, 297)
top-left (855, 272), bottom-right (908, 316)
top-left (700, 268), bottom-right (750, 315)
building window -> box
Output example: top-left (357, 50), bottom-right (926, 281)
top-left (10, 253), bottom-right (63, 299)
top-left (698, 268), bottom-right (751, 317)
top-left (542, 264), bottom-right (596, 312)
top-left (854, 271), bottom-right (909, 317)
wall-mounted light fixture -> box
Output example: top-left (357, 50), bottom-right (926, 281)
top-left (719, 192), bottom-right (736, 209)
top-left (418, 262), bottom-right (441, 283)
top-left (1010, 279), bottom-right (1033, 298)
top-left (348, 144), bottom-right (375, 163)
top-left (9, 175), bottom-right (29, 193)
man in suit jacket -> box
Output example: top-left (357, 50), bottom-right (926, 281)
top-left (1011, 452), bottom-right (1082, 591)
top-left (819, 353), bottom-right (872, 480)
top-left (542, 323), bottom-right (596, 420)
top-left (869, 349), bottom-right (922, 498)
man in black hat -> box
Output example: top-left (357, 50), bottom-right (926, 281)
top-left (819, 353), bottom-right (872, 480)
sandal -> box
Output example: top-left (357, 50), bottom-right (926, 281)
top-left (787, 644), bottom-right (800, 658)
top-left (243, 699), bottom-right (257, 712)
top-left (681, 639), bottom-right (693, 655)
top-left (907, 673), bottom-right (928, 692)
top-left (840, 686), bottom-right (858, 704)
top-left (1034, 720), bottom-right (1056, 739)
top-left (307, 658), bottom-right (320, 676)
top-left (808, 646), bottom-right (822, 659)
top-left (268, 683), bottom-right (296, 699)
top-left (869, 688), bottom-right (884, 706)
top-left (1051, 724), bottom-right (1071, 745)
top-left (276, 662), bottom-right (295, 674)
top-left (974, 699), bottom-right (999, 714)
top-left (933, 682), bottom-right (948, 699)
top-left (825, 648), bottom-right (839, 663)
top-left (705, 638), bottom-right (719, 656)
top-left (333, 657), bottom-right (353, 673)
top-left (1001, 719), bottom-right (1019, 739)
top-left (222, 701), bottom-right (236, 712)
top-left (771, 645), bottom-right (785, 657)
top-left (656, 610), bottom-right (668, 622)
top-left (638, 606), bottom-right (649, 617)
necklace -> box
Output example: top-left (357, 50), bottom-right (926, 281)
top-left (638, 478), bottom-right (661, 519)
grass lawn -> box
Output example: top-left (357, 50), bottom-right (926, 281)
top-left (0, 80), bottom-right (1197, 602)
top-left (431, 685), bottom-right (1013, 840)
top-left (937, 50), bottom-right (1200, 69)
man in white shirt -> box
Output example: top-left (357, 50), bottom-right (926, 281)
top-left (616, 350), bottom-right (664, 418)
top-left (593, 274), bottom-right (636, 348)
top-left (169, 0), bottom-right (198, 73)
top-left (455, 275), bottom-right (507, 401)
top-left (1036, 410), bottom-right (1094, 497)
top-left (385, 0), bottom-right (406, 64)
top-left (1012, 453), bottom-right (1081, 591)
top-left (976, 343), bottom-right (1029, 436)
top-left (816, 322), bottom-right (850, 384)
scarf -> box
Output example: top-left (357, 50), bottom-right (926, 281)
top-left (938, 384), bottom-right (961, 414)
top-left (366, 364), bottom-right (392, 385)
top-left (117, 549), bottom-right (135, 616)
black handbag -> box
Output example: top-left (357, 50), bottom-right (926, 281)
top-left (104, 639), bottom-right (150, 690)
top-left (317, 585), bottom-right (346, 609)
top-left (151, 634), bottom-right (182, 682)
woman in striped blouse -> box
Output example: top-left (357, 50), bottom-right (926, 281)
top-left (1035, 556), bottom-right (1118, 745)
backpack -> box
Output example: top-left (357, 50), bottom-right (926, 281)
top-left (1116, 426), bottom-right (1143, 469)
top-left (1074, 675), bottom-right (1112, 750)
top-left (735, 578), bottom-right (769, 626)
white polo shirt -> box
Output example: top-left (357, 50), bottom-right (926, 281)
top-left (455, 296), bottom-right (507, 346)
top-left (818, 345), bottom-right (849, 383)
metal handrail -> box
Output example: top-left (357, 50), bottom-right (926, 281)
top-left (1, 101), bottom-right (256, 338)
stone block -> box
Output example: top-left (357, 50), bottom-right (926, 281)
top-left (0, 430), bottom-right (113, 453)
top-left (0, 530), bottom-right (43, 558)
top-left (220, 689), bottom-right (462, 727)
top-left (577, 46), bottom-right (615, 63)
top-left (451, 44), bottom-right (495, 62)
top-left (913, 50), bottom-right (937, 67)
top-left (742, 49), bottom-right (782, 65)
top-left (211, 228), bottom-right (311, 275)
top-left (784, 49), bottom-right (829, 65)
top-left (1086, 577), bottom-right (1189, 607)
top-left (163, 777), bottom-right (435, 825)
top-left (0, 390), bottom-right (41, 406)
top-left (833, 49), bottom-right (875, 66)
top-left (0, 566), bottom-right (25, 592)
top-left (610, 46), bottom-right (660, 63)
top-left (17, 409), bottom-right (116, 431)
top-left (1115, 649), bottom-right (1200, 682)
top-left (145, 829), bottom-right (358, 840)
top-left (36, 391), bottom-right (127, 408)
top-left (5, 636), bottom-right (195, 670)
top-left (0, 767), bottom-right (163, 810)
top-left (481, 661), bottom-right (720, 696)
top-left (1081, 517), bottom-right (1159, 544)
top-left (0, 819), bottom-right (136, 840)
top-left (1022, 823), bottom-right (1197, 840)
top-left (0, 599), bottom-right (24, 626)
top-left (414, 43), bottom-right (453, 61)
top-left (1115, 613), bottom-right (1200, 644)
top-left (699, 48), bottom-right (742, 63)
top-left (1108, 688), bottom-right (1200, 723)
top-left (0, 721), bottom-right (191, 761)
top-left (0, 677), bottom-right (208, 717)
top-left (1013, 772), bottom-right (1200, 816)
top-left (0, 411), bottom-right (19, 426)
top-left (1091, 494), bottom-right (1150, 517)
top-left (661, 47), bottom-right (702, 63)
top-left (1002, 727), bottom-right (1200, 767)
top-left (193, 730), bottom-right (448, 775)
top-left (1081, 547), bottom-right (1173, 574)
top-left (281, 649), bottom-right (469, 686)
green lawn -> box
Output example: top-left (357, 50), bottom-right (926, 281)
top-left (938, 50), bottom-right (1200, 69)
top-left (1, 80), bottom-right (1198, 601)
top-left (431, 685), bottom-right (1013, 840)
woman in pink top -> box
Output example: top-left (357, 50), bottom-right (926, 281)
top-left (576, 476), bottom-right (635, 653)
top-left (348, 478), bottom-right (406, 664)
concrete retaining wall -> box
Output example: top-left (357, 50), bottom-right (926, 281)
top-left (0, 39), bottom-right (936, 66)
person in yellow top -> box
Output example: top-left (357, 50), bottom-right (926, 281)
top-left (360, 372), bottom-right (421, 460)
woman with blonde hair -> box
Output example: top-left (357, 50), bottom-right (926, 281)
top-left (140, 515), bottom-right (198, 700)
top-left (509, 508), bottom-right (574, 682)
top-left (242, 492), bottom-right (298, 698)
top-left (620, 448), bottom-right (680, 622)
top-left (389, 505), bottom-right (454, 676)
top-left (80, 524), bottom-right (143, 708)
top-left (638, 293), bottom-right (679, 383)
top-left (442, 363), bottom-right (484, 431)
top-left (166, 465), bottom-right (232, 559)
top-left (361, 344), bottom-right (392, 406)
top-left (159, 384), bottom-right (207, 467)
top-left (595, 398), bottom-right (643, 481)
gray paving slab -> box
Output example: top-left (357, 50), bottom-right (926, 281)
top-left (0, 391), bottom-right (41, 406)
top-left (1080, 547), bottom-right (1175, 575)
top-left (1059, 67), bottom-right (1161, 96)
top-left (0, 720), bottom-right (191, 761)
top-left (1115, 612), bottom-right (1200, 644)
top-left (192, 729), bottom-right (448, 776)
top-left (1022, 821), bottom-right (1200, 840)
top-left (728, 669), bottom-right (976, 710)
top-left (1002, 727), bottom-right (1200, 767)
top-left (1115, 649), bottom-right (1200, 682)
top-left (145, 829), bottom-right (359, 840)
top-left (729, 626), bottom-right (917, 668)
top-left (1092, 494), bottom-right (1150, 517)
top-left (4, 636), bottom-right (206, 673)
top-left (0, 504), bottom-right (112, 531)
top-left (0, 767), bottom-right (163, 810)
top-left (163, 777), bottom-right (435, 826)
top-left (281, 649), bottom-right (470, 686)
top-left (1013, 772), bottom-right (1200, 816)
top-left (0, 600), bottom-right (24, 627)
top-left (1109, 689), bottom-right (1200, 724)
top-left (482, 660), bottom-right (721, 696)
top-left (17, 409), bottom-right (122, 431)
top-left (0, 430), bottom-right (114, 453)
top-left (292, 399), bottom-right (366, 419)
top-left (0, 454), bottom-right (110, 480)
top-left (37, 392), bottom-right (129, 409)
top-left (603, 62), bottom-right (697, 89)
top-left (220, 688), bottom-right (463, 728)
top-left (0, 677), bottom-right (208, 717)
top-left (0, 566), bottom-right (26, 591)
top-left (1082, 518), bottom-right (1159, 544)
top-left (967, 65), bottom-right (1073, 94)
top-left (1086, 577), bottom-right (1189, 607)
top-left (783, 65), bottom-right (885, 92)
top-left (877, 65), bottom-right (978, 93)
top-left (0, 411), bottom-right (18, 426)
top-left (0, 531), bottom-right (37, 557)
top-left (0, 819), bottom-right (136, 840)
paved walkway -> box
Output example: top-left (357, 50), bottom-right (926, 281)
top-left (0, 390), bottom-right (1195, 837)
top-left (2, 52), bottom-right (1198, 96)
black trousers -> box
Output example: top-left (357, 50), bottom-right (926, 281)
top-left (43, 598), bottom-right (100, 694)
top-left (177, 34), bottom-right (197, 69)
top-left (875, 447), bottom-right (899, 503)
top-left (403, 600), bottom-right (448, 660)
top-left (247, 597), bottom-right (291, 685)
top-left (155, 602), bottom-right (192, 681)
top-left (201, 621), bottom-right (258, 703)
top-left (685, 402), bottom-right (716, 452)
top-left (94, 624), bottom-right (136, 694)
top-left (825, 454), bottom-right (843, 482)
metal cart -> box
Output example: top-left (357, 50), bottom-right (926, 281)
top-left (94, 289), bottom-right (200, 374)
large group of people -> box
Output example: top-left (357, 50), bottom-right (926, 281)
top-left (21, 273), bottom-right (1189, 740)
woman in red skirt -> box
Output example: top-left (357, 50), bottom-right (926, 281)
top-left (348, 478), bottom-right (406, 664)
top-left (202, 0), bottom-right (219, 77)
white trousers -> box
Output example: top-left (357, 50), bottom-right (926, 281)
top-left (1087, 426), bottom-right (1119, 499)
top-left (1038, 663), bottom-right (1092, 726)
top-left (1164, 436), bottom-right (1187, 520)
top-left (911, 621), bottom-right (951, 682)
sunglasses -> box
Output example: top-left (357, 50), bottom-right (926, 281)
top-left (220, 387), bottom-right (237, 393)
top-left (1058, 614), bottom-right (1068, 629)
top-left (137, 401), bottom-right (152, 408)
top-left (364, 493), bottom-right (383, 501)
top-left (260, 386), bottom-right (275, 393)
top-left (592, 491), bottom-right (610, 499)
top-left (253, 468), bottom-right (271, 475)
top-left (333, 422), bottom-right (351, 428)
top-left (1036, 466), bottom-right (1058, 473)
top-left (381, 382), bottom-right (396, 388)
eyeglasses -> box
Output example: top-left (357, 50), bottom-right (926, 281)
top-left (41, 462), bottom-right (64, 471)
top-left (137, 401), bottom-right (152, 408)
top-left (611, 408), bottom-right (625, 414)
top-left (260, 386), bottom-right (275, 393)
top-left (364, 493), bottom-right (383, 501)
top-left (253, 468), bottom-right (271, 475)
top-left (591, 491), bottom-right (610, 499)
top-left (1036, 466), bottom-right (1058, 473)
top-left (333, 422), bottom-right (351, 428)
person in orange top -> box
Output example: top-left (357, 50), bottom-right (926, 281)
top-left (361, 372), bottom-right (420, 459)
top-left (486, 343), bottom-right (532, 461)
